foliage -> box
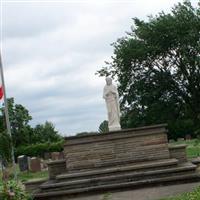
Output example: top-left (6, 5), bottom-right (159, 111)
top-left (0, 98), bottom-right (34, 147)
top-left (15, 140), bottom-right (64, 158)
top-left (98, 120), bottom-right (109, 133)
top-left (0, 180), bottom-right (32, 200)
top-left (0, 131), bottom-right (12, 165)
top-left (76, 131), bottom-right (98, 136)
top-left (101, 192), bottom-right (112, 200)
top-left (6, 98), bottom-right (32, 147)
top-left (31, 121), bottom-right (62, 144)
top-left (96, 1), bottom-right (200, 139)
top-left (160, 186), bottom-right (200, 200)
top-left (0, 98), bottom-right (62, 155)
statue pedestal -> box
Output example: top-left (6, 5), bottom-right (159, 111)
top-left (109, 124), bottom-right (121, 131)
top-left (33, 124), bottom-right (200, 200)
top-left (64, 124), bottom-right (170, 171)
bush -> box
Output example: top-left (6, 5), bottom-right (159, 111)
top-left (0, 131), bottom-right (12, 165)
top-left (15, 140), bottom-right (64, 158)
top-left (167, 119), bottom-right (196, 140)
top-left (0, 180), bottom-right (32, 200)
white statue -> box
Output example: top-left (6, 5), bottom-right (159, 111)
top-left (103, 77), bottom-right (121, 131)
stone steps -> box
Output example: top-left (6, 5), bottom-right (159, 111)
top-left (57, 158), bottom-right (178, 181)
top-left (40, 162), bottom-right (196, 191)
top-left (34, 172), bottom-right (200, 199)
top-left (32, 124), bottom-right (200, 200)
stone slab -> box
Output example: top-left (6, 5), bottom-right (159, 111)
top-left (30, 157), bottom-right (41, 172)
top-left (18, 155), bottom-right (29, 172)
top-left (44, 182), bottom-right (200, 200)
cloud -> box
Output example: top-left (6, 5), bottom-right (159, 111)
top-left (1, 0), bottom-right (186, 135)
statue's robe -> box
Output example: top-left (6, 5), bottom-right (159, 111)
top-left (103, 84), bottom-right (121, 131)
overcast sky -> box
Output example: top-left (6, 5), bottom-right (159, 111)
top-left (1, 0), bottom-right (193, 136)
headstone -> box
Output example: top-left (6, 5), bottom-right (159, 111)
top-left (178, 138), bottom-right (185, 142)
top-left (41, 159), bottom-right (48, 170)
top-left (17, 155), bottom-right (28, 172)
top-left (185, 134), bottom-right (191, 140)
top-left (44, 152), bottom-right (51, 160)
top-left (30, 157), bottom-right (41, 172)
top-left (59, 151), bottom-right (64, 159)
top-left (51, 152), bottom-right (60, 160)
top-left (27, 156), bottom-right (31, 170)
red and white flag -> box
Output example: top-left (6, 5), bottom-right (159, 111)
top-left (0, 75), bottom-right (3, 100)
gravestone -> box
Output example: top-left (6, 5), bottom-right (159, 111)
top-left (41, 159), bottom-right (48, 170)
top-left (51, 152), bottom-right (60, 160)
top-left (185, 134), bottom-right (191, 140)
top-left (44, 152), bottom-right (51, 160)
top-left (178, 138), bottom-right (185, 142)
top-left (30, 157), bottom-right (41, 172)
top-left (59, 151), bottom-right (64, 159)
top-left (18, 155), bottom-right (28, 172)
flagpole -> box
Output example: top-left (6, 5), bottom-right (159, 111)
top-left (0, 52), bottom-right (17, 180)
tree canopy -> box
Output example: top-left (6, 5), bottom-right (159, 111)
top-left (0, 98), bottom-right (62, 149)
top-left (97, 1), bottom-right (200, 139)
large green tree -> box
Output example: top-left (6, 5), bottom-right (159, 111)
top-left (32, 121), bottom-right (62, 144)
top-left (97, 1), bottom-right (200, 139)
top-left (0, 98), bottom-right (62, 148)
top-left (0, 98), bottom-right (32, 147)
top-left (0, 131), bottom-right (12, 165)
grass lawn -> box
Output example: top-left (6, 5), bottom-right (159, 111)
top-left (0, 166), bottom-right (48, 186)
top-left (18, 170), bottom-right (48, 182)
top-left (160, 186), bottom-right (200, 200)
top-left (170, 139), bottom-right (200, 158)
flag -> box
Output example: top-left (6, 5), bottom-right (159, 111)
top-left (0, 75), bottom-right (3, 100)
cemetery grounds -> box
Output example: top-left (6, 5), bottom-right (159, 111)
top-left (1, 139), bottom-right (200, 200)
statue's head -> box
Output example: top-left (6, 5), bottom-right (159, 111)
top-left (106, 77), bottom-right (112, 86)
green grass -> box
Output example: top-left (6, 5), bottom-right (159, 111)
top-left (160, 186), bottom-right (200, 200)
top-left (18, 170), bottom-right (48, 182)
top-left (0, 166), bottom-right (48, 185)
top-left (170, 139), bottom-right (200, 158)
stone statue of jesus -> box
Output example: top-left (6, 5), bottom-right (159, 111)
top-left (103, 77), bottom-right (121, 131)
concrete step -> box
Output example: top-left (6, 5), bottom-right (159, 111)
top-left (57, 158), bottom-right (178, 181)
top-left (34, 173), bottom-right (200, 199)
top-left (40, 162), bottom-right (196, 191)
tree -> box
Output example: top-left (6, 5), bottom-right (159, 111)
top-left (0, 98), bottom-right (32, 147)
top-left (0, 131), bottom-right (12, 166)
top-left (97, 1), bottom-right (200, 139)
top-left (98, 120), bottom-right (109, 133)
top-left (32, 121), bottom-right (62, 144)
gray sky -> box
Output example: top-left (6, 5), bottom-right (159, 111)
top-left (1, 0), bottom-right (191, 136)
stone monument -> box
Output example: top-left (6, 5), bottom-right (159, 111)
top-left (103, 77), bottom-right (121, 131)
top-left (18, 155), bottom-right (29, 172)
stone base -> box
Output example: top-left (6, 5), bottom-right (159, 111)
top-left (64, 124), bottom-right (170, 171)
top-left (169, 144), bottom-right (188, 163)
top-left (31, 124), bottom-right (200, 200)
top-left (109, 125), bottom-right (121, 131)
top-left (47, 159), bottom-right (66, 179)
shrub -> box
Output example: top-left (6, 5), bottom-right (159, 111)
top-left (0, 180), bottom-right (32, 200)
top-left (0, 131), bottom-right (12, 165)
top-left (15, 140), bottom-right (64, 158)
